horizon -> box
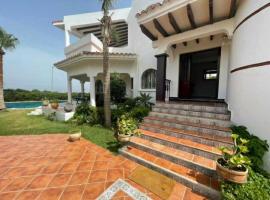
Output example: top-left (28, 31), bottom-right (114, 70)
top-left (0, 0), bottom-right (132, 93)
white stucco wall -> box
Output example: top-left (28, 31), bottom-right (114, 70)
top-left (227, 0), bottom-right (270, 170)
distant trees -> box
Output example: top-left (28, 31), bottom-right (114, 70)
top-left (4, 89), bottom-right (83, 102)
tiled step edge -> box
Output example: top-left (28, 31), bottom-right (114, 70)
top-left (140, 123), bottom-right (233, 148)
top-left (144, 117), bottom-right (231, 137)
top-left (149, 112), bottom-right (231, 128)
top-left (154, 103), bottom-right (228, 114)
top-left (152, 107), bottom-right (231, 121)
top-left (139, 132), bottom-right (221, 160)
top-left (128, 140), bottom-right (218, 178)
top-left (119, 147), bottom-right (220, 200)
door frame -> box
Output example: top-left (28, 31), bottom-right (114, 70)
top-left (178, 47), bottom-right (221, 99)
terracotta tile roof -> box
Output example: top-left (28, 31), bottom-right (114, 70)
top-left (54, 51), bottom-right (136, 66)
top-left (136, 0), bottom-right (172, 18)
top-left (52, 20), bottom-right (64, 24)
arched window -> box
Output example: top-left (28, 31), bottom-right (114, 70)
top-left (141, 69), bottom-right (156, 89)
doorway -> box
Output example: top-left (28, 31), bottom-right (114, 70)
top-left (179, 48), bottom-right (221, 99)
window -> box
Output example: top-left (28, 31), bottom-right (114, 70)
top-left (141, 69), bottom-right (156, 89)
top-left (204, 69), bottom-right (218, 80)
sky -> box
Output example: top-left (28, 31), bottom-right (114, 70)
top-left (0, 0), bottom-right (132, 92)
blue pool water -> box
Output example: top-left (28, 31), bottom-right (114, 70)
top-left (5, 101), bottom-right (66, 109)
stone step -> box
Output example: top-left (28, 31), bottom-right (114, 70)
top-left (155, 102), bottom-right (228, 114)
top-left (152, 106), bottom-right (231, 121)
top-left (139, 129), bottom-right (222, 160)
top-left (129, 137), bottom-right (217, 178)
top-left (149, 111), bottom-right (231, 128)
top-left (144, 116), bottom-right (231, 137)
top-left (119, 146), bottom-right (220, 200)
top-left (140, 123), bottom-right (233, 148)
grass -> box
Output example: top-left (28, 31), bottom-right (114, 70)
top-left (0, 110), bottom-right (120, 152)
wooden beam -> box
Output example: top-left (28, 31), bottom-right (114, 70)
top-left (153, 19), bottom-right (170, 37)
top-left (187, 4), bottom-right (197, 29)
top-left (229, 0), bottom-right (237, 18)
top-left (209, 0), bottom-right (214, 24)
top-left (168, 13), bottom-right (182, 34)
top-left (140, 24), bottom-right (158, 41)
top-left (210, 35), bottom-right (214, 40)
top-left (196, 39), bottom-right (200, 44)
top-left (183, 42), bottom-right (187, 46)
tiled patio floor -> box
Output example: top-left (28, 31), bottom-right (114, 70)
top-left (0, 134), bottom-right (207, 200)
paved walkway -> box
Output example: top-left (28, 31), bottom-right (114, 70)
top-left (0, 134), bottom-right (207, 200)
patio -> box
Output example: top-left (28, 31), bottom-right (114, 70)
top-left (0, 134), bottom-right (206, 200)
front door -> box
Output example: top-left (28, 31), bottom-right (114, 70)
top-left (179, 48), bottom-right (220, 99)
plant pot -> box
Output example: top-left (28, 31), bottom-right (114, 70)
top-left (51, 103), bottom-right (59, 110)
top-left (216, 158), bottom-right (248, 184)
top-left (42, 100), bottom-right (49, 107)
top-left (64, 103), bottom-right (73, 112)
top-left (118, 134), bottom-right (131, 143)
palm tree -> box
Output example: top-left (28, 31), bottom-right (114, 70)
top-left (0, 27), bottom-right (19, 110)
top-left (99, 0), bottom-right (115, 127)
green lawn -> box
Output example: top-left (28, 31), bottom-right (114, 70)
top-left (0, 110), bottom-right (120, 152)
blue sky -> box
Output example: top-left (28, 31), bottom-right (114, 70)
top-left (0, 0), bottom-right (132, 92)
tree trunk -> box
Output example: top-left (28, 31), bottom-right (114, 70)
top-left (0, 50), bottom-right (5, 110)
top-left (103, 18), bottom-right (111, 127)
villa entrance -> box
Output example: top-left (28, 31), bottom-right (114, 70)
top-left (179, 48), bottom-right (221, 99)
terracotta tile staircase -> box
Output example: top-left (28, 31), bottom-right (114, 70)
top-left (119, 101), bottom-right (233, 199)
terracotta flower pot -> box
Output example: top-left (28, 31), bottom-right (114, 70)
top-left (216, 159), bottom-right (248, 184)
top-left (118, 134), bottom-right (131, 143)
top-left (42, 100), bottom-right (49, 107)
top-left (51, 103), bottom-right (59, 110)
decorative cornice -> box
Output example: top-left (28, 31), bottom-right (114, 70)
top-left (54, 51), bottom-right (136, 67)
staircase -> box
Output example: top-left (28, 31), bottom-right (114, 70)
top-left (119, 101), bottom-right (233, 199)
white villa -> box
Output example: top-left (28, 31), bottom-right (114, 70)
top-left (53, 0), bottom-right (270, 181)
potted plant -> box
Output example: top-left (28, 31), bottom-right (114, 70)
top-left (50, 99), bottom-right (59, 110)
top-left (116, 115), bottom-right (141, 143)
top-left (64, 102), bottom-right (73, 113)
top-left (216, 134), bottom-right (251, 184)
top-left (42, 98), bottom-right (49, 107)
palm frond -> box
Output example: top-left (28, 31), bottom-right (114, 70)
top-left (0, 27), bottom-right (19, 51)
top-left (98, 0), bottom-right (115, 14)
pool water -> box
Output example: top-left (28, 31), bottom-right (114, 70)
top-left (5, 101), bottom-right (67, 109)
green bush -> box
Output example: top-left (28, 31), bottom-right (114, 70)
top-left (71, 103), bottom-right (99, 125)
top-left (111, 73), bottom-right (126, 104)
top-left (231, 126), bottom-right (269, 176)
top-left (130, 106), bottom-right (150, 122)
top-left (221, 168), bottom-right (270, 200)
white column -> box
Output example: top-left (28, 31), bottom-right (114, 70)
top-left (67, 76), bottom-right (72, 103)
top-left (80, 81), bottom-right (85, 94)
top-left (90, 76), bottom-right (96, 107)
top-left (65, 29), bottom-right (71, 47)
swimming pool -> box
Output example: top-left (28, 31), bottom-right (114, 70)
top-left (5, 101), bottom-right (67, 109)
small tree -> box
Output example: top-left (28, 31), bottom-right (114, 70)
top-left (0, 27), bottom-right (19, 109)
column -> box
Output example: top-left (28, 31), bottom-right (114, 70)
top-left (67, 76), bottom-right (72, 103)
top-left (80, 81), bottom-right (85, 95)
top-left (65, 29), bottom-right (71, 47)
top-left (155, 53), bottom-right (168, 101)
top-left (90, 76), bottom-right (96, 107)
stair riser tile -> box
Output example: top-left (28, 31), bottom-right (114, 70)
top-left (140, 125), bottom-right (233, 148)
top-left (152, 107), bottom-right (230, 120)
top-left (140, 134), bottom-right (220, 160)
top-left (155, 104), bottom-right (227, 114)
top-left (120, 149), bottom-right (220, 200)
top-left (149, 112), bottom-right (231, 128)
top-left (129, 141), bottom-right (217, 178)
top-left (144, 119), bottom-right (231, 137)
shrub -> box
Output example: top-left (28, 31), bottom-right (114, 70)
top-left (231, 126), bottom-right (269, 176)
top-left (111, 73), bottom-right (126, 104)
top-left (221, 168), bottom-right (270, 200)
top-left (130, 106), bottom-right (150, 122)
top-left (71, 103), bottom-right (99, 125)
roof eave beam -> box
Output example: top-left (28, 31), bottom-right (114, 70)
top-left (140, 24), bottom-right (158, 41)
top-left (153, 19), bottom-right (170, 37)
top-left (229, 0), bottom-right (237, 18)
top-left (168, 12), bottom-right (182, 34)
top-left (209, 0), bottom-right (214, 24)
top-left (187, 4), bottom-right (197, 29)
